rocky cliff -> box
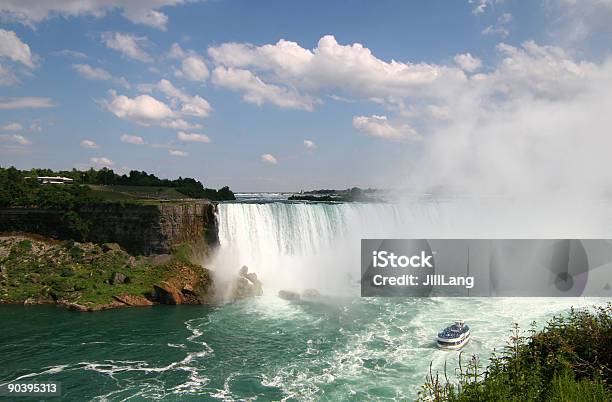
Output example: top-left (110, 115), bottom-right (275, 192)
top-left (0, 200), bottom-right (218, 255)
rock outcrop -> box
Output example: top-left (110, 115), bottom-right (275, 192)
top-left (302, 289), bottom-right (321, 299)
top-left (153, 282), bottom-right (184, 305)
top-left (111, 272), bottom-right (128, 285)
top-left (0, 235), bottom-right (215, 311)
top-left (229, 265), bottom-right (263, 301)
top-left (278, 290), bottom-right (301, 301)
top-left (113, 294), bottom-right (153, 307)
top-left (0, 200), bottom-right (219, 255)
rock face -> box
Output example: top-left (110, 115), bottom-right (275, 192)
top-left (0, 200), bottom-right (218, 255)
top-left (153, 281), bottom-right (185, 305)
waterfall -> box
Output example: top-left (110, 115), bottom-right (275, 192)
top-left (210, 198), bottom-right (612, 296)
top-left (211, 202), bottom-right (423, 294)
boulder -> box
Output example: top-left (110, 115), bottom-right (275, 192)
top-left (113, 294), bottom-right (153, 307)
top-left (231, 276), bottom-right (263, 300)
top-left (58, 300), bottom-right (90, 312)
top-left (180, 283), bottom-right (205, 304)
top-left (111, 272), bottom-right (127, 285)
top-left (102, 243), bottom-right (122, 253)
top-left (302, 289), bottom-right (321, 299)
top-left (126, 256), bottom-right (137, 268)
top-left (154, 281), bottom-right (184, 304)
top-left (245, 272), bottom-right (260, 285)
top-left (239, 265), bottom-right (249, 276)
top-left (278, 290), bottom-right (301, 301)
top-left (23, 297), bottom-right (37, 305)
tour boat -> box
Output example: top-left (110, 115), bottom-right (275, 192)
top-left (437, 320), bottom-right (471, 350)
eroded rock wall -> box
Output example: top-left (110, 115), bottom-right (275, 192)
top-left (0, 200), bottom-right (218, 255)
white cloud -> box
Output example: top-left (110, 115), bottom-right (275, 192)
top-left (0, 29), bottom-right (38, 84)
top-left (546, 0), bottom-right (612, 42)
top-left (212, 66), bottom-right (317, 111)
top-left (103, 90), bottom-right (175, 125)
top-left (261, 153), bottom-right (278, 164)
top-left (179, 55), bottom-right (209, 81)
top-left (159, 79), bottom-right (211, 117)
top-left (177, 131), bottom-right (211, 143)
top-left (169, 149), bottom-right (187, 156)
top-left (0, 29), bottom-right (37, 68)
top-left (471, 0), bottom-right (489, 15)
top-left (353, 115), bottom-right (421, 142)
top-left (0, 64), bottom-right (16, 85)
top-left (80, 139), bottom-right (99, 148)
top-left (488, 41), bottom-right (594, 99)
top-left (303, 139), bottom-right (317, 150)
top-left (74, 64), bottom-right (111, 80)
top-left (0, 1), bottom-right (195, 30)
top-left (209, 35), bottom-right (465, 110)
top-left (54, 49), bottom-right (87, 59)
top-left (1, 122), bottom-right (23, 131)
top-left (160, 119), bottom-right (202, 130)
top-left (73, 63), bottom-right (129, 87)
top-left (470, 0), bottom-right (503, 15)
top-left (120, 133), bottom-right (145, 144)
top-left (125, 8), bottom-right (168, 30)
top-left (102, 32), bottom-right (151, 62)
top-left (168, 42), bottom-right (187, 59)
top-left (141, 78), bottom-right (212, 117)
top-left (209, 35), bottom-right (604, 153)
top-left (29, 122), bottom-right (42, 132)
top-left (482, 13), bottom-right (512, 37)
top-left (168, 43), bottom-right (210, 82)
top-left (90, 156), bottom-right (114, 166)
top-left (179, 95), bottom-right (211, 117)
top-left (0, 134), bottom-right (31, 145)
top-left (454, 53), bottom-right (482, 72)
top-left (0, 97), bottom-right (54, 109)
top-left (392, 39), bottom-right (612, 199)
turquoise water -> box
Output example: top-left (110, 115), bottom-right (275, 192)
top-left (0, 297), bottom-right (598, 401)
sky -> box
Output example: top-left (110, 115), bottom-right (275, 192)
top-left (0, 0), bottom-right (611, 192)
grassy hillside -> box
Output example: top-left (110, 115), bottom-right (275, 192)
top-left (0, 236), bottom-right (213, 310)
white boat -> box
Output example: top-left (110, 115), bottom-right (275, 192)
top-left (437, 320), bottom-right (470, 350)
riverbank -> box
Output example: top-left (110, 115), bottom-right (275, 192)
top-left (0, 235), bottom-right (216, 311)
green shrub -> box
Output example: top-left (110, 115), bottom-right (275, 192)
top-left (419, 304), bottom-right (612, 402)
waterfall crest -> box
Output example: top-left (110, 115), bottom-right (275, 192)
top-left (210, 198), bottom-right (612, 295)
top-left (211, 202), bottom-right (418, 294)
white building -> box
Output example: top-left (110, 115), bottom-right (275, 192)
top-left (36, 176), bottom-right (75, 184)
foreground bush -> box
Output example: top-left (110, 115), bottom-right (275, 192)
top-left (420, 304), bottom-right (612, 401)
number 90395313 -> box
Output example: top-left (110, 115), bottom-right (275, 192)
top-left (0, 381), bottom-right (61, 396)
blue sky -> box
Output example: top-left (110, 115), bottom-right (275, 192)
top-left (1, 1), bottom-right (611, 193)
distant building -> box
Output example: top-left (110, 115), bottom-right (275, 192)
top-left (36, 176), bottom-right (74, 184)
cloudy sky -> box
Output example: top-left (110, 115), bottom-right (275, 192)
top-left (1, 0), bottom-right (611, 192)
